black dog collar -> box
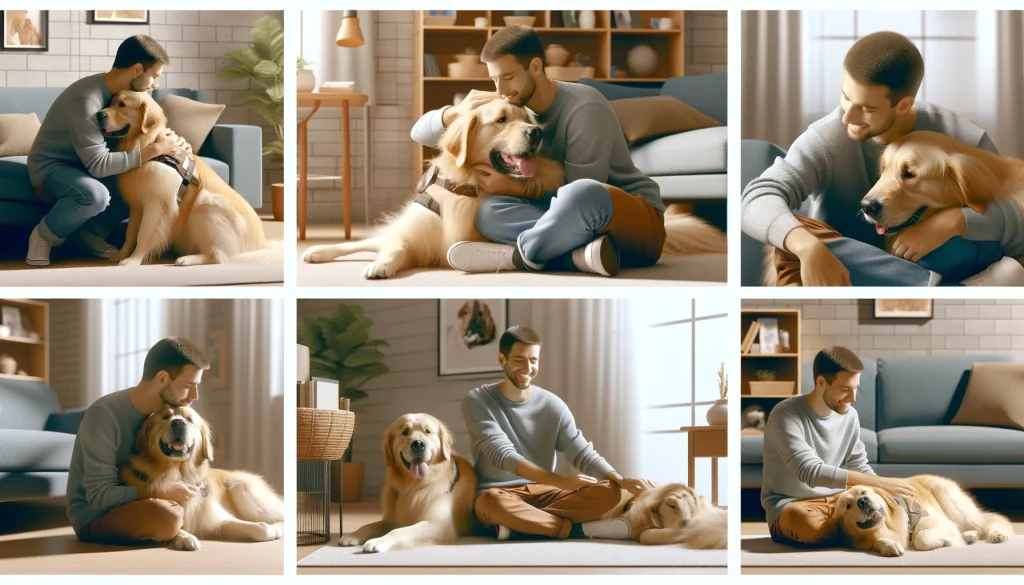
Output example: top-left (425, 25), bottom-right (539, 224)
top-left (882, 205), bottom-right (929, 235)
top-left (156, 152), bottom-right (200, 203)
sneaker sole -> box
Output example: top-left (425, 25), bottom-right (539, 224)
top-left (25, 258), bottom-right (50, 267)
top-left (590, 237), bottom-right (620, 277)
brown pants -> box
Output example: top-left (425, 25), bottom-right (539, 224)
top-left (74, 498), bottom-right (184, 545)
top-left (774, 216), bottom-right (843, 287)
top-left (597, 185), bottom-right (667, 268)
top-left (475, 480), bottom-right (621, 539)
top-left (769, 494), bottom-right (844, 547)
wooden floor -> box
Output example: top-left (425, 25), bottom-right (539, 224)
top-left (0, 498), bottom-right (283, 574)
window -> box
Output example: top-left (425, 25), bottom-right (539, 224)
top-left (100, 299), bottom-right (165, 394)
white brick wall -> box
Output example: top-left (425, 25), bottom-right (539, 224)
top-left (686, 11), bottom-right (728, 75)
top-left (0, 10), bottom-right (283, 212)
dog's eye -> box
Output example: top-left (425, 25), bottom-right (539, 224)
top-left (901, 166), bottom-right (915, 180)
top-left (118, 101), bottom-right (125, 108)
top-left (402, 429), bottom-right (409, 436)
top-left (667, 502), bottom-right (677, 509)
top-left (497, 116), bottom-right (506, 124)
top-left (425, 428), bottom-right (432, 434)
top-left (163, 415), bottom-right (170, 420)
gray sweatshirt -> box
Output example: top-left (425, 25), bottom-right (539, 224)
top-left (462, 383), bottom-right (616, 490)
top-left (28, 72), bottom-right (142, 187)
top-left (66, 389), bottom-right (146, 531)
top-left (741, 102), bottom-right (1024, 258)
top-left (761, 395), bottom-right (874, 527)
top-left (411, 81), bottom-right (664, 212)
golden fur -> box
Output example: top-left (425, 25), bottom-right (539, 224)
top-left (98, 91), bottom-right (281, 266)
top-left (602, 482), bottom-right (726, 548)
top-left (120, 405), bottom-right (284, 551)
top-left (339, 413), bottom-right (479, 552)
top-left (834, 474), bottom-right (1013, 557)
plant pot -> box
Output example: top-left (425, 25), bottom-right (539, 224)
top-left (341, 461), bottom-right (365, 502)
top-left (297, 69), bottom-right (316, 93)
top-left (705, 399), bottom-right (728, 425)
top-left (272, 183), bottom-right (284, 221)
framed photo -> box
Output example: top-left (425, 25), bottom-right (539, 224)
top-left (88, 10), bottom-right (149, 25)
top-left (1, 306), bottom-right (25, 337)
top-left (205, 329), bottom-right (229, 390)
top-left (438, 299), bottom-right (509, 376)
top-left (874, 299), bottom-right (934, 319)
top-left (757, 318), bottom-right (780, 354)
top-left (2, 10), bottom-right (48, 51)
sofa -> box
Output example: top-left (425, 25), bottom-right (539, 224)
top-left (0, 87), bottom-right (263, 228)
top-left (583, 73), bottom-right (727, 230)
top-left (741, 354), bottom-right (1024, 489)
top-left (740, 140), bottom-right (786, 285)
top-left (0, 378), bottom-right (85, 502)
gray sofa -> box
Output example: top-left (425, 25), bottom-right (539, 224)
top-left (0, 378), bottom-right (85, 502)
top-left (0, 87), bottom-right (263, 228)
top-left (741, 354), bottom-right (1024, 489)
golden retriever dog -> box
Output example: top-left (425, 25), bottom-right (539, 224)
top-left (120, 405), bottom-right (285, 551)
top-left (97, 91), bottom-right (281, 266)
top-left (339, 413), bottom-right (479, 552)
top-left (458, 300), bottom-right (496, 348)
top-left (602, 482), bottom-right (726, 548)
top-left (834, 474), bottom-right (1013, 557)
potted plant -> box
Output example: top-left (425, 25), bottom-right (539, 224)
top-left (756, 369), bottom-right (777, 381)
top-left (706, 362), bottom-right (728, 425)
top-left (297, 302), bottom-right (390, 502)
top-left (297, 56), bottom-right (316, 93)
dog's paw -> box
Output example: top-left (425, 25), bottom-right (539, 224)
top-left (303, 246), bottom-right (333, 264)
top-left (119, 257), bottom-right (142, 267)
top-left (254, 521), bottom-right (282, 541)
top-left (363, 262), bottom-right (395, 279)
top-left (962, 530), bottom-right (979, 544)
top-left (987, 529), bottom-right (1009, 543)
top-left (361, 537), bottom-right (393, 553)
top-left (175, 255), bottom-right (205, 266)
top-left (339, 533), bottom-right (363, 547)
top-left (173, 533), bottom-right (201, 551)
top-left (876, 538), bottom-right (905, 557)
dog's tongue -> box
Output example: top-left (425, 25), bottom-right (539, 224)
top-left (876, 225), bottom-right (887, 235)
top-left (502, 154), bottom-right (538, 178)
top-left (171, 440), bottom-right (186, 451)
top-left (410, 458), bottom-right (429, 480)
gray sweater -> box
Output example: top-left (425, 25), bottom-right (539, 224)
top-left (761, 395), bottom-right (874, 527)
top-left (411, 82), bottom-right (663, 212)
top-left (742, 102), bottom-right (1024, 257)
top-left (462, 383), bottom-right (615, 490)
top-left (28, 73), bottom-right (142, 187)
top-left (66, 389), bottom-right (146, 531)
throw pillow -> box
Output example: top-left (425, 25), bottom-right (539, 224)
top-left (158, 94), bottom-right (226, 151)
top-left (950, 362), bottom-right (1024, 431)
top-left (609, 96), bottom-right (722, 146)
top-left (0, 113), bottom-right (42, 157)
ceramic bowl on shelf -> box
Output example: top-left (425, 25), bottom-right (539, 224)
top-left (544, 44), bottom-right (570, 67)
top-left (453, 53), bottom-right (481, 65)
top-left (504, 16), bottom-right (536, 27)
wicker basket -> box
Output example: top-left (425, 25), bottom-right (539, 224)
top-left (297, 408), bottom-right (354, 461)
top-left (749, 381), bottom-right (796, 397)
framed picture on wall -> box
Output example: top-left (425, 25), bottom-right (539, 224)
top-left (205, 329), bottom-right (229, 390)
top-left (88, 11), bottom-right (149, 25)
top-left (438, 299), bottom-right (509, 376)
top-left (2, 10), bottom-right (49, 51)
top-left (874, 299), bottom-right (933, 319)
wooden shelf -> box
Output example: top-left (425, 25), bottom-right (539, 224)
top-left (424, 77), bottom-right (492, 82)
top-left (0, 335), bottom-right (44, 346)
top-left (744, 353), bottom-right (799, 358)
top-left (0, 373), bottom-right (45, 382)
top-left (0, 299), bottom-right (49, 385)
top-left (740, 308), bottom-right (801, 422)
top-left (741, 394), bottom-right (797, 399)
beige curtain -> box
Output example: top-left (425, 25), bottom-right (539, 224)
top-left (995, 11), bottom-right (1024, 157)
top-left (742, 11), bottom-right (803, 149)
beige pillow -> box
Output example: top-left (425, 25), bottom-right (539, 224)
top-left (609, 96), bottom-right (721, 145)
top-left (950, 362), bottom-right (1024, 431)
top-left (0, 113), bottom-right (42, 157)
top-left (158, 94), bottom-right (226, 151)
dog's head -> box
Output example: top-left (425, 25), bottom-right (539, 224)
top-left (437, 99), bottom-right (544, 178)
top-left (834, 485), bottom-right (904, 546)
top-left (457, 300), bottom-right (495, 348)
top-left (136, 404), bottom-right (214, 467)
top-left (381, 413), bottom-right (455, 481)
top-left (621, 483), bottom-right (705, 531)
top-left (97, 90), bottom-right (166, 140)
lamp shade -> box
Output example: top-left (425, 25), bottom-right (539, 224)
top-left (336, 11), bottom-right (364, 48)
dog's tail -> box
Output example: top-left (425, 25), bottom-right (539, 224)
top-left (661, 214), bottom-right (727, 256)
top-left (230, 239), bottom-right (284, 264)
top-left (677, 507), bottom-right (727, 550)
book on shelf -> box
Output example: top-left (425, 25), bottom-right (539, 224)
top-left (424, 54), bottom-right (440, 77)
top-left (741, 320), bottom-right (761, 354)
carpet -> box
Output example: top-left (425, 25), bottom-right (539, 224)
top-left (742, 535), bottom-right (1024, 566)
top-left (298, 537), bottom-right (725, 567)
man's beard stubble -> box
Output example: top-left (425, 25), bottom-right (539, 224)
top-left (848, 110), bottom-right (896, 142)
top-left (503, 362), bottom-right (532, 390)
top-left (823, 387), bottom-right (848, 415)
top-left (160, 383), bottom-right (185, 407)
top-left (129, 74), bottom-right (150, 92)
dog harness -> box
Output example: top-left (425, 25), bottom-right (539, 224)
top-left (413, 164), bottom-right (478, 217)
top-left (390, 460), bottom-right (460, 498)
top-left (155, 151), bottom-right (200, 203)
top-left (130, 468), bottom-right (208, 498)
top-left (894, 495), bottom-right (928, 534)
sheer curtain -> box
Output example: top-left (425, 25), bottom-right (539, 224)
top-left (742, 11), bottom-right (804, 149)
top-left (993, 11), bottom-right (1024, 157)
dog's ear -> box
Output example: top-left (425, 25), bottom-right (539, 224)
top-left (438, 421), bottom-right (454, 462)
top-left (136, 415), bottom-right (156, 458)
top-left (381, 424), bottom-right (396, 469)
top-left (197, 419), bottom-right (215, 466)
top-left (946, 153), bottom-right (999, 214)
top-left (458, 301), bottom-right (470, 319)
top-left (439, 114), bottom-right (478, 168)
top-left (139, 98), bottom-right (165, 134)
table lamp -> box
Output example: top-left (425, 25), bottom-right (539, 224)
top-left (336, 10), bottom-right (364, 48)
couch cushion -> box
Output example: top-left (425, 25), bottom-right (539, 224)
top-left (0, 429), bottom-right (75, 471)
top-left (877, 425), bottom-right (1024, 464)
top-left (653, 174), bottom-right (726, 201)
top-left (0, 155), bottom-right (37, 203)
top-left (860, 428), bottom-right (877, 463)
top-left (201, 156), bottom-right (230, 184)
top-left (0, 378), bottom-right (59, 431)
top-left (659, 73), bottom-right (728, 124)
top-left (579, 78), bottom-right (661, 101)
top-left (611, 96), bottom-right (720, 146)
top-left (0, 113), bottom-right (42, 157)
top-left (951, 362), bottom-right (1024, 431)
top-left (741, 434), bottom-right (762, 464)
top-left (876, 355), bottom-right (1014, 430)
top-left (631, 127), bottom-right (727, 176)
top-left (802, 357), bottom-right (878, 430)
top-left (0, 87), bottom-right (64, 120)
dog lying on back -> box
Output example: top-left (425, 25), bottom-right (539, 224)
top-left (603, 482), bottom-right (726, 548)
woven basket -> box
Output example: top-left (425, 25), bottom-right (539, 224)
top-left (297, 408), bottom-right (354, 461)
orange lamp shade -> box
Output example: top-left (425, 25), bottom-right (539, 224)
top-left (336, 11), bottom-right (364, 48)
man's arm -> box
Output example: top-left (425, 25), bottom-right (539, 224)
top-left (461, 394), bottom-right (523, 475)
top-left (67, 96), bottom-right (141, 178)
top-left (843, 424), bottom-right (874, 475)
top-left (410, 108), bottom-right (450, 149)
top-left (78, 408), bottom-right (138, 513)
top-left (554, 407), bottom-right (615, 480)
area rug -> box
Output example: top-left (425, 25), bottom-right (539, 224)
top-left (742, 534), bottom-right (1024, 566)
top-left (299, 537), bottom-right (725, 567)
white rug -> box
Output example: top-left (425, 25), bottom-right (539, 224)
top-left (742, 534), bottom-right (1024, 566)
top-left (0, 261), bottom-right (283, 287)
top-left (299, 537), bottom-right (725, 567)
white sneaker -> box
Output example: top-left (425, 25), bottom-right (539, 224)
top-left (69, 228), bottom-right (118, 259)
top-left (495, 525), bottom-right (512, 541)
top-left (580, 517), bottom-right (631, 539)
top-left (571, 235), bottom-right (620, 277)
top-left (447, 242), bottom-right (525, 273)
top-left (25, 225), bottom-right (53, 267)
top-left (963, 257), bottom-right (1024, 286)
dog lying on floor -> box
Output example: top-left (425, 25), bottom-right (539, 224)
top-left (603, 482), bottom-right (726, 548)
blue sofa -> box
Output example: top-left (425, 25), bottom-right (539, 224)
top-left (0, 378), bottom-right (85, 502)
top-left (741, 354), bottom-right (1024, 489)
top-left (0, 87), bottom-right (263, 228)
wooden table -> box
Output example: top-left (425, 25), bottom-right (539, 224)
top-left (297, 92), bottom-right (369, 241)
top-left (679, 425), bottom-right (727, 505)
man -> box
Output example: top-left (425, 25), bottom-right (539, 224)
top-left (411, 25), bottom-right (665, 277)
top-left (26, 34), bottom-right (188, 267)
top-left (741, 31), bottom-right (1024, 286)
top-left (67, 337), bottom-right (210, 544)
top-left (762, 346), bottom-right (915, 546)
top-left (462, 325), bottom-right (657, 540)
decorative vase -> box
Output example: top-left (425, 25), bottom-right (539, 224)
top-left (545, 44), bottom-right (570, 67)
top-left (297, 69), bottom-right (316, 93)
top-left (626, 44), bottom-right (658, 78)
top-left (578, 10), bottom-right (596, 30)
top-left (272, 183), bottom-right (284, 222)
top-left (0, 354), bottom-right (16, 375)
top-left (706, 399), bottom-right (728, 425)
top-left (341, 461), bottom-right (365, 502)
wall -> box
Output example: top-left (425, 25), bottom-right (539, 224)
top-left (0, 10), bottom-right (283, 211)
top-left (686, 11), bottom-right (728, 75)
top-left (47, 299), bottom-right (88, 410)
top-left (742, 299), bottom-right (1024, 362)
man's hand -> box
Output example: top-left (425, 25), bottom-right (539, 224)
top-left (442, 90), bottom-right (499, 127)
top-left (155, 481), bottom-right (201, 504)
top-left (785, 227), bottom-right (851, 286)
top-left (891, 207), bottom-right (965, 262)
top-left (142, 130), bottom-right (187, 163)
top-left (474, 165), bottom-right (525, 196)
top-left (871, 476), bottom-right (917, 500)
top-left (619, 477), bottom-right (659, 496)
top-left (552, 473), bottom-right (598, 491)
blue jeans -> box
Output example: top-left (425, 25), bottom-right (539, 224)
top-left (37, 165), bottom-right (128, 243)
top-left (823, 235), bottom-right (1001, 286)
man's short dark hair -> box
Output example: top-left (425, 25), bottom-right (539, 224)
top-left (843, 31), bottom-right (924, 105)
top-left (481, 25), bottom-right (544, 69)
top-left (143, 337), bottom-right (210, 380)
top-left (499, 325), bottom-right (541, 357)
top-left (112, 35), bottom-right (169, 70)
top-left (812, 346), bottom-right (865, 386)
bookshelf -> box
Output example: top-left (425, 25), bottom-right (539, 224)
top-left (0, 299), bottom-right (49, 385)
top-left (412, 10), bottom-right (686, 181)
top-left (740, 308), bottom-right (801, 435)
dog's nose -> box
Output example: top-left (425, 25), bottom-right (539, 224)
top-left (411, 440), bottom-right (426, 453)
top-left (861, 198), bottom-right (882, 218)
top-left (857, 496), bottom-right (871, 510)
top-left (96, 111), bottom-right (107, 123)
top-left (171, 419), bottom-right (187, 429)
top-left (525, 126), bottom-right (542, 143)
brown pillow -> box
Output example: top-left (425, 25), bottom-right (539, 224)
top-left (609, 96), bottom-right (721, 145)
top-left (0, 113), bottom-right (42, 157)
top-left (950, 362), bottom-right (1024, 431)
top-left (158, 94), bottom-right (226, 150)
